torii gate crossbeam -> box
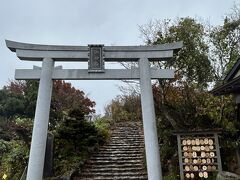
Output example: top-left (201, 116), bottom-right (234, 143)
top-left (6, 40), bottom-right (182, 180)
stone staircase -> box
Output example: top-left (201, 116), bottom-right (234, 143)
top-left (74, 121), bottom-right (148, 180)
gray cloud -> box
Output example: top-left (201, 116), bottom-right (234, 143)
top-left (0, 0), bottom-right (236, 113)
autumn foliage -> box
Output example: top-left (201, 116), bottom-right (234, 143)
top-left (0, 80), bottom-right (110, 179)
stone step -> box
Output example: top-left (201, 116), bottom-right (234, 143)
top-left (112, 133), bottom-right (142, 135)
top-left (98, 149), bottom-right (144, 153)
top-left (110, 137), bottom-right (144, 139)
top-left (109, 139), bottom-right (144, 144)
top-left (90, 156), bottom-right (144, 161)
top-left (110, 137), bottom-right (143, 140)
top-left (80, 171), bottom-right (147, 177)
top-left (111, 135), bottom-right (144, 138)
top-left (116, 124), bottom-right (143, 126)
top-left (112, 130), bottom-right (142, 133)
top-left (74, 121), bottom-right (147, 180)
top-left (113, 131), bottom-right (142, 133)
top-left (109, 143), bottom-right (143, 146)
top-left (98, 148), bottom-right (143, 152)
top-left (110, 136), bottom-right (143, 139)
top-left (112, 127), bottom-right (141, 129)
top-left (110, 136), bottom-right (144, 139)
top-left (97, 148), bottom-right (144, 153)
top-left (100, 145), bottom-right (144, 149)
top-left (113, 127), bottom-right (142, 130)
top-left (93, 152), bottom-right (143, 156)
top-left (106, 143), bottom-right (144, 146)
top-left (81, 167), bottom-right (146, 173)
top-left (102, 145), bottom-right (144, 149)
top-left (110, 139), bottom-right (143, 141)
top-left (113, 123), bottom-right (142, 126)
top-left (87, 159), bottom-right (143, 165)
top-left (112, 131), bottom-right (143, 134)
top-left (110, 139), bottom-right (144, 143)
top-left (104, 142), bottom-right (143, 145)
top-left (110, 136), bottom-right (143, 138)
top-left (112, 129), bottom-right (141, 130)
top-left (111, 130), bottom-right (142, 132)
top-left (91, 156), bottom-right (144, 161)
top-left (76, 175), bottom-right (147, 180)
top-left (110, 138), bottom-right (144, 141)
top-left (99, 146), bottom-right (144, 149)
top-left (83, 163), bottom-right (144, 169)
top-left (92, 153), bottom-right (144, 158)
top-left (111, 134), bottom-right (142, 136)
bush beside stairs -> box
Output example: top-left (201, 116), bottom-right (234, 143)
top-left (74, 121), bottom-right (148, 180)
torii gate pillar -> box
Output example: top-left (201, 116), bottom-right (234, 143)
top-left (27, 58), bottom-right (54, 180)
top-left (6, 40), bottom-right (182, 180)
top-left (139, 58), bottom-right (162, 179)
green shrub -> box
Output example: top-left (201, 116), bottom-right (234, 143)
top-left (0, 140), bottom-right (29, 180)
top-left (94, 117), bottom-right (111, 144)
top-left (53, 117), bottom-right (111, 176)
top-left (163, 172), bottom-right (179, 180)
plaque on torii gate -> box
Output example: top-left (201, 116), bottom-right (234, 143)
top-left (6, 40), bottom-right (182, 180)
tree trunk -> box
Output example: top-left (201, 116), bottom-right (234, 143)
top-left (163, 110), bottom-right (178, 129)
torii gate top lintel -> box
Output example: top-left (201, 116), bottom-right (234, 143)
top-left (6, 40), bottom-right (182, 80)
top-left (6, 40), bottom-right (183, 62)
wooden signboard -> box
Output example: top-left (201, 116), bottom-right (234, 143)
top-left (174, 130), bottom-right (222, 179)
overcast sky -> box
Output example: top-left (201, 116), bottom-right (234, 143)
top-left (0, 0), bottom-right (237, 114)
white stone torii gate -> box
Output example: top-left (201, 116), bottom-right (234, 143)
top-left (6, 40), bottom-right (182, 180)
